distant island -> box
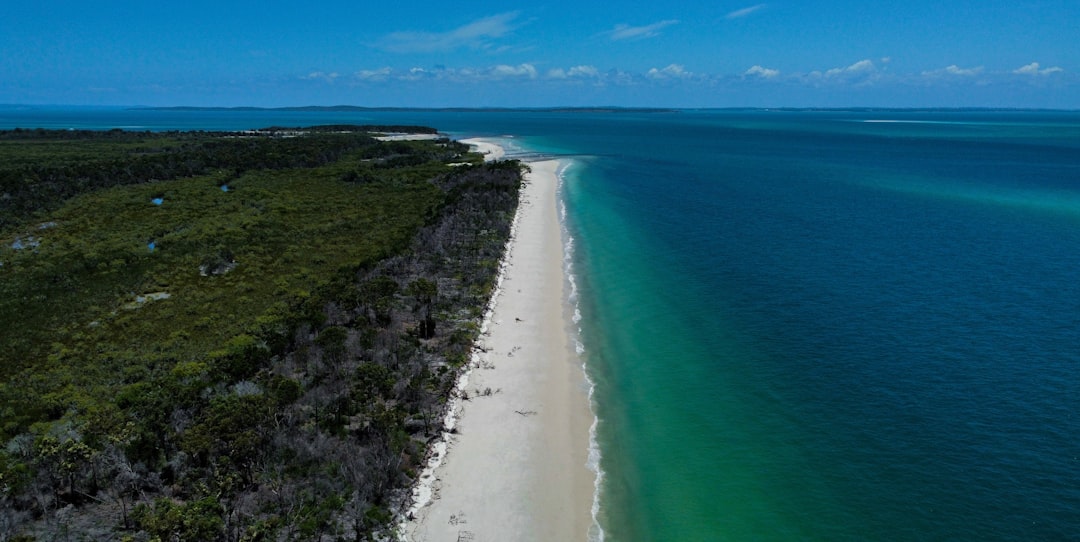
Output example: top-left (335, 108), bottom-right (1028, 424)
top-left (126, 106), bottom-right (1080, 114)
top-left (134, 105), bottom-right (681, 114)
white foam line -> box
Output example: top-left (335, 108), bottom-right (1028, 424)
top-left (556, 159), bottom-right (607, 542)
top-left (396, 146), bottom-right (605, 542)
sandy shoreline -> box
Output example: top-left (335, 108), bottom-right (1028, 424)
top-left (374, 133), bottom-right (443, 141)
top-left (459, 138), bottom-right (506, 162)
top-left (402, 143), bottom-right (594, 541)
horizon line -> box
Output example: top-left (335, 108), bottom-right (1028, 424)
top-left (3, 104), bottom-right (1080, 113)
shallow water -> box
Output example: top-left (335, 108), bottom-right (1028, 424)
top-left (557, 111), bottom-right (1080, 541)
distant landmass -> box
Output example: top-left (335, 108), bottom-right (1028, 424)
top-left (134, 105), bottom-right (681, 113)
top-left (126, 105), bottom-right (1080, 115)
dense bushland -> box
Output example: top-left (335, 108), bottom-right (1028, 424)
top-left (0, 127), bottom-right (523, 541)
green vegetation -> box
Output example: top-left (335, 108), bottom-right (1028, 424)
top-left (0, 127), bottom-right (521, 540)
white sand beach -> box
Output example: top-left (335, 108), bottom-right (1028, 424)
top-left (374, 133), bottom-right (443, 141)
top-left (403, 145), bottom-right (594, 541)
top-left (460, 138), bottom-right (506, 162)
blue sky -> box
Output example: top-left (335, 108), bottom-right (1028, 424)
top-left (2, 1), bottom-right (1077, 107)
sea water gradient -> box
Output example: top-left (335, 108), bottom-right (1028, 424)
top-left (4, 108), bottom-right (1080, 540)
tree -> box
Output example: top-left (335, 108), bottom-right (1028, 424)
top-left (407, 278), bottom-right (438, 339)
top-left (134, 496), bottom-right (225, 542)
top-left (181, 394), bottom-right (271, 484)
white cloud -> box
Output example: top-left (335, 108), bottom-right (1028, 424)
top-left (378, 12), bottom-right (521, 53)
top-left (402, 64), bottom-right (537, 82)
top-left (647, 64), bottom-right (691, 79)
top-left (302, 71), bottom-right (340, 83)
top-left (849, 59), bottom-right (876, 72)
top-left (726, 4), bottom-right (766, 19)
top-left (1013, 62), bottom-right (1064, 75)
top-left (548, 65), bottom-right (601, 80)
top-left (744, 65), bottom-right (780, 78)
top-left (825, 59), bottom-right (875, 77)
top-left (1014, 62), bottom-right (1040, 75)
top-left (610, 70), bottom-right (636, 85)
top-left (798, 59), bottom-right (884, 87)
top-left (400, 67), bottom-right (428, 81)
top-left (943, 64), bottom-right (980, 75)
top-left (569, 65), bottom-right (600, 77)
top-left (922, 65), bottom-right (983, 77)
top-left (606, 20), bottom-right (679, 41)
top-left (355, 67), bottom-right (392, 81)
top-left (490, 63), bottom-right (537, 79)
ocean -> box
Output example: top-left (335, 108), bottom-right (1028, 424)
top-left (4, 107), bottom-right (1080, 541)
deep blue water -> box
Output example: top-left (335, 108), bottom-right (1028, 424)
top-left (4, 107), bottom-right (1080, 540)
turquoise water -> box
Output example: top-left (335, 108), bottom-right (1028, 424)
top-left (556, 112), bottom-right (1080, 541)
top-left (554, 113), bottom-right (1080, 541)
top-left (4, 107), bottom-right (1080, 540)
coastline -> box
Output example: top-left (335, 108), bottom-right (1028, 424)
top-left (459, 138), bottom-right (506, 161)
top-left (402, 141), bottom-right (595, 540)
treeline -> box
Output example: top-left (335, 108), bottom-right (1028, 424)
top-left (0, 128), bottom-right (521, 540)
top-left (0, 127), bottom-right (457, 230)
top-left (256, 125), bottom-right (439, 134)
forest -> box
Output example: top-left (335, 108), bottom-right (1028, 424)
top-left (0, 127), bottom-right (524, 540)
